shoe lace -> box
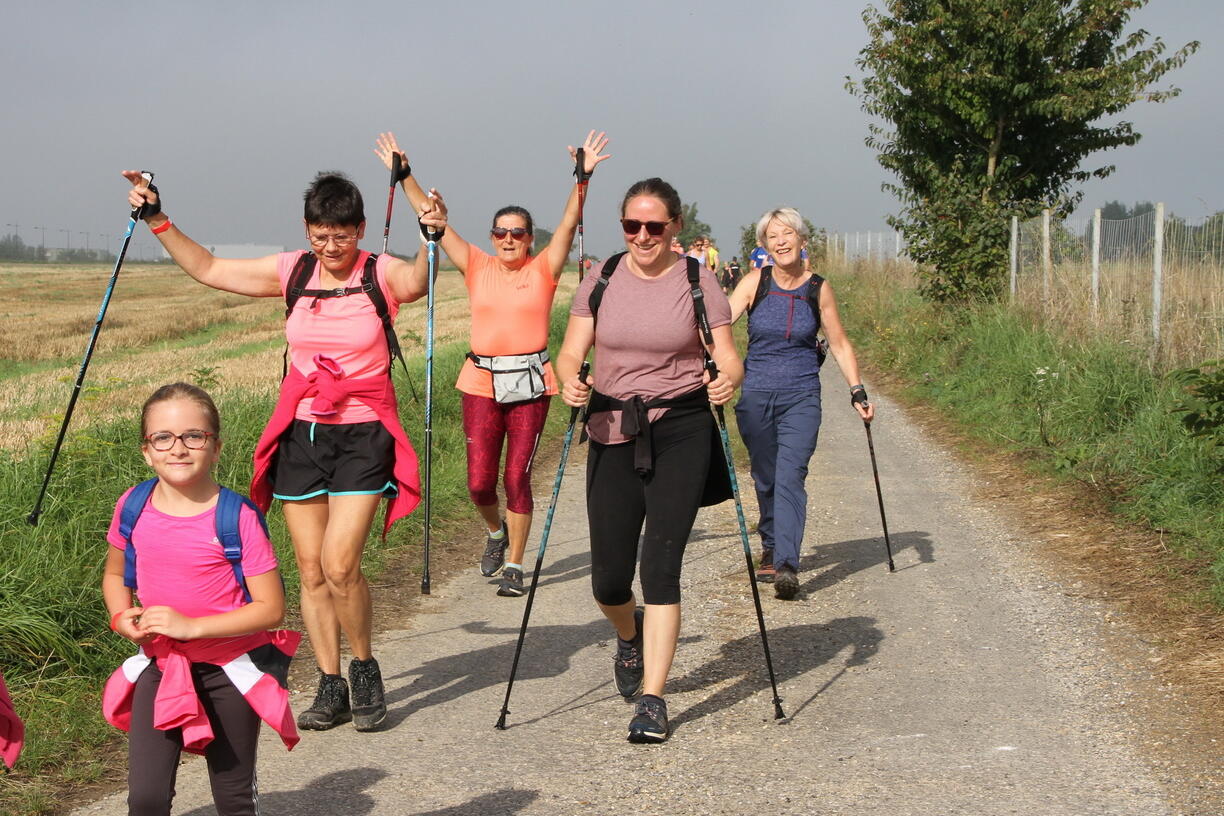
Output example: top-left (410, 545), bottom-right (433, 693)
top-left (615, 638), bottom-right (642, 668)
top-left (350, 662), bottom-right (377, 696)
top-left (311, 677), bottom-right (344, 710)
top-left (635, 696), bottom-right (665, 723)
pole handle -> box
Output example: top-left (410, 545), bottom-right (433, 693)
top-left (130, 171), bottom-right (154, 220)
top-left (574, 148), bottom-right (590, 184)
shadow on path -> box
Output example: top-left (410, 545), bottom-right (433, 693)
top-left (669, 618), bottom-right (883, 733)
top-left (412, 788), bottom-right (539, 815)
top-left (181, 768), bottom-right (386, 816)
top-left (797, 530), bottom-right (934, 596)
top-left (379, 619), bottom-right (608, 729)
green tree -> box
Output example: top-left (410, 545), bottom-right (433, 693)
top-left (848, 0), bottom-right (1197, 302)
top-left (677, 202), bottom-right (711, 249)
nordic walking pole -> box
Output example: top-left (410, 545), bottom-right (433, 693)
top-left (496, 362), bottom-right (590, 730)
top-left (29, 172), bottom-right (154, 526)
top-left (862, 419), bottom-right (896, 572)
top-left (420, 214), bottom-right (441, 595)
top-left (574, 148), bottom-right (589, 281)
top-left (706, 358), bottom-right (785, 720)
top-left (381, 153), bottom-right (420, 403)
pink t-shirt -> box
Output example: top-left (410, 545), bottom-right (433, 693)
top-left (107, 487), bottom-right (278, 619)
top-left (277, 250), bottom-right (401, 423)
top-left (455, 244), bottom-right (559, 398)
top-left (571, 256), bottom-right (731, 444)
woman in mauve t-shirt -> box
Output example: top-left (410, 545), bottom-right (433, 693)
top-left (375, 130), bottom-right (610, 599)
top-left (556, 177), bottom-right (743, 744)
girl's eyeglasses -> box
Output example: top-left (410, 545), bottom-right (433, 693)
top-left (621, 219), bottom-right (673, 236)
top-left (144, 430), bottom-right (216, 451)
top-left (491, 227), bottom-right (530, 240)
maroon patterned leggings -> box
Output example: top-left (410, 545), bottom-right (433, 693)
top-left (461, 393), bottom-right (551, 514)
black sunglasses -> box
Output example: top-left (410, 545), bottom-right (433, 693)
top-left (491, 227), bottom-right (530, 240)
top-left (621, 218), bottom-right (673, 236)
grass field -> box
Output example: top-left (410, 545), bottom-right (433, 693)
top-left (0, 260), bottom-right (577, 814)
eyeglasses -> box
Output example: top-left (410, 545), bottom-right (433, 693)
top-left (144, 430), bottom-right (216, 451)
top-left (621, 218), bottom-right (673, 236)
top-left (308, 232), bottom-right (358, 248)
top-left (491, 227), bottom-right (530, 240)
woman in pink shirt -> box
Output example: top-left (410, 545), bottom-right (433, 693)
top-left (375, 131), bottom-right (610, 598)
top-left (102, 383), bottom-right (293, 816)
top-left (123, 171), bottom-right (436, 734)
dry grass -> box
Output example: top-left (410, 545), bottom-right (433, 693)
top-left (0, 261), bottom-right (572, 452)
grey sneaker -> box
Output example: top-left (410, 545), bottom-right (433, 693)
top-left (774, 564), bottom-right (799, 600)
top-left (627, 694), bottom-right (669, 743)
top-left (297, 672), bottom-right (352, 730)
top-left (497, 566), bottom-right (525, 597)
top-left (349, 656), bottom-right (386, 732)
top-left (613, 607), bottom-right (645, 699)
top-left (480, 522), bottom-right (508, 576)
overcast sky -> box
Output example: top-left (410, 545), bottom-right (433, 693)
top-left (3, 1), bottom-right (1220, 260)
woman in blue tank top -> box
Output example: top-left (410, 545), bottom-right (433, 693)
top-left (727, 208), bottom-right (875, 599)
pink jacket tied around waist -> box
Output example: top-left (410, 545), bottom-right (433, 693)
top-left (0, 671), bottom-right (23, 768)
top-left (250, 355), bottom-right (422, 536)
top-left (103, 630), bottom-right (301, 754)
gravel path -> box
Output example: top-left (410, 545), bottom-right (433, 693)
top-left (72, 369), bottom-right (1221, 815)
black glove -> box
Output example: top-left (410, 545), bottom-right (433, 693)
top-left (419, 220), bottom-right (445, 241)
top-left (850, 385), bottom-right (869, 409)
top-left (140, 183), bottom-right (162, 219)
top-left (393, 154), bottom-right (412, 183)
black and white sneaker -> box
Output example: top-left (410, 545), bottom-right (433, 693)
top-left (496, 566), bottom-right (525, 597)
top-left (349, 656), bottom-right (386, 732)
top-left (627, 694), bottom-right (669, 743)
top-left (297, 672), bottom-right (352, 730)
top-left (613, 607), bottom-right (645, 699)
top-left (774, 565), bottom-right (800, 600)
top-left (480, 522), bottom-right (508, 576)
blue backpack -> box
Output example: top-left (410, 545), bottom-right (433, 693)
top-left (117, 478), bottom-right (270, 604)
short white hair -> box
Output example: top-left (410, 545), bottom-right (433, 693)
top-left (755, 207), bottom-right (809, 247)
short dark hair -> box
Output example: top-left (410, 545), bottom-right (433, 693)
top-left (491, 205), bottom-right (534, 235)
top-left (304, 172), bottom-right (365, 227)
top-left (620, 178), bottom-right (683, 221)
top-left (141, 382), bottom-right (221, 437)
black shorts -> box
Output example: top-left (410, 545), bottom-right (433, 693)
top-left (271, 420), bottom-right (397, 501)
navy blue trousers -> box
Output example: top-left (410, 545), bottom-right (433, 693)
top-left (734, 389), bottom-right (822, 570)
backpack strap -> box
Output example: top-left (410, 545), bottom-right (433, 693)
top-left (806, 273), bottom-right (825, 334)
top-left (359, 254), bottom-right (410, 378)
top-left (118, 478), bottom-right (159, 593)
top-left (686, 255), bottom-right (713, 345)
top-left (284, 252), bottom-right (318, 319)
top-left (215, 487), bottom-right (264, 604)
top-left (587, 251), bottom-right (627, 321)
top-left (747, 265), bottom-right (775, 317)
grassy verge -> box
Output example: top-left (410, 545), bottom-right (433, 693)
top-left (829, 261), bottom-right (1223, 607)
top-left (0, 298), bottom-right (573, 815)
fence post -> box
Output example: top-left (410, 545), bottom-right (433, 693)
top-left (1009, 216), bottom-right (1018, 300)
top-left (1152, 202), bottom-right (1165, 359)
top-left (1041, 208), bottom-right (1052, 308)
top-left (1091, 208), bottom-right (1101, 318)
top-left (867, 230), bottom-right (873, 260)
top-left (895, 230), bottom-right (901, 261)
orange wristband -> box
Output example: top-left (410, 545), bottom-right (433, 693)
top-left (110, 610), bottom-right (127, 632)
top-left (150, 220), bottom-right (173, 235)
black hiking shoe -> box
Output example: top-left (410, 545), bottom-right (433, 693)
top-left (497, 566), bottom-right (525, 597)
top-left (627, 694), bottom-right (669, 744)
top-left (480, 521), bottom-right (508, 576)
top-left (349, 656), bottom-right (387, 732)
top-left (755, 548), bottom-right (776, 583)
top-left (613, 607), bottom-right (645, 699)
top-left (774, 565), bottom-right (799, 600)
top-left (297, 672), bottom-right (352, 730)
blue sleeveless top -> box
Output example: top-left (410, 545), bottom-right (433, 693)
top-left (743, 277), bottom-right (822, 392)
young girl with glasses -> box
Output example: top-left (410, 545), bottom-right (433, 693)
top-left (101, 383), bottom-right (296, 816)
top-left (374, 130), bottom-right (609, 598)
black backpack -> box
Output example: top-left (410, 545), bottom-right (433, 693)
top-left (283, 252), bottom-right (408, 377)
top-left (747, 265), bottom-right (828, 364)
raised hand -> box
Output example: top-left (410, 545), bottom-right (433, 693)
top-left (418, 188), bottom-right (448, 232)
top-left (567, 130), bottom-right (611, 176)
top-left (374, 131), bottom-right (410, 173)
top-left (120, 170), bottom-right (158, 217)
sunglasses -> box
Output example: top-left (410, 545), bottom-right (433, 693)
top-left (621, 218), bottom-right (673, 236)
top-left (144, 430), bottom-right (216, 451)
top-left (491, 227), bottom-right (530, 240)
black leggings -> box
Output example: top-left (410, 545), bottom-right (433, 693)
top-left (127, 662), bottom-right (262, 816)
top-left (586, 409), bottom-right (712, 606)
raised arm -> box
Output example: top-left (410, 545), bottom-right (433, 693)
top-left (121, 172), bottom-right (280, 297)
top-left (543, 131), bottom-right (611, 279)
top-left (819, 282), bottom-right (875, 422)
top-left (385, 192), bottom-right (448, 303)
top-left (374, 132), bottom-right (469, 272)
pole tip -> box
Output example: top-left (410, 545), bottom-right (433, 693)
top-left (773, 700), bottom-right (786, 721)
top-left (26, 512), bottom-right (40, 526)
top-left (421, 581), bottom-right (431, 595)
top-left (495, 713), bottom-right (508, 730)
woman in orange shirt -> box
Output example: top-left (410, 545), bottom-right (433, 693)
top-left (375, 131), bottom-right (609, 597)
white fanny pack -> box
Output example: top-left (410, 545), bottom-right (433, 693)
top-left (467, 349), bottom-right (550, 404)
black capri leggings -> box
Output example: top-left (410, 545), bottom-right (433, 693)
top-left (586, 408), bottom-right (712, 606)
